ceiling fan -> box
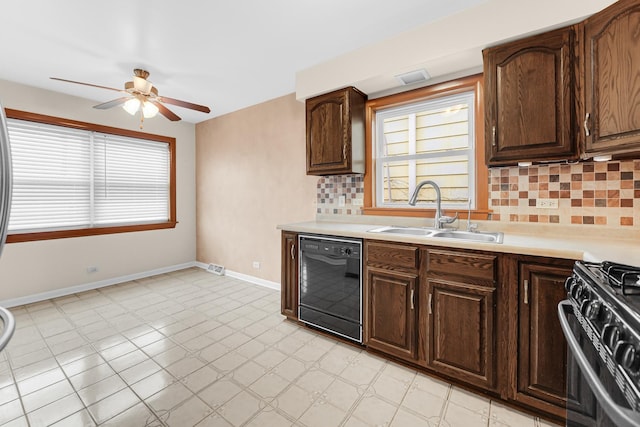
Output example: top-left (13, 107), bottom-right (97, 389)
top-left (50, 69), bottom-right (211, 128)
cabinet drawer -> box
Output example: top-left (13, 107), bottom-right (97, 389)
top-left (366, 241), bottom-right (418, 270)
top-left (426, 249), bottom-right (496, 282)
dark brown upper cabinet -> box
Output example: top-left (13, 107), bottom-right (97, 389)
top-left (581, 0), bottom-right (640, 157)
top-left (306, 87), bottom-right (366, 175)
top-left (484, 26), bottom-right (578, 166)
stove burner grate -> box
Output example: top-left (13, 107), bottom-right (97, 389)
top-left (600, 261), bottom-right (640, 295)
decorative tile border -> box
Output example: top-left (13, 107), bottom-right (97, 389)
top-left (489, 160), bottom-right (640, 227)
top-left (316, 175), bottom-right (364, 215)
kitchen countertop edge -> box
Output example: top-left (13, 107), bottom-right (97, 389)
top-left (277, 220), bottom-right (639, 265)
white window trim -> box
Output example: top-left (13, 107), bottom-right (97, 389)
top-left (374, 91), bottom-right (476, 210)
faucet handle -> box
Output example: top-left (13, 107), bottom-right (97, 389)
top-left (439, 212), bottom-right (459, 225)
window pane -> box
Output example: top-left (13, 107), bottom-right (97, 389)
top-left (7, 119), bottom-right (91, 232)
top-left (94, 134), bottom-right (169, 225)
top-left (381, 161), bottom-right (410, 204)
top-left (375, 91), bottom-right (475, 209)
top-left (382, 116), bottom-right (409, 156)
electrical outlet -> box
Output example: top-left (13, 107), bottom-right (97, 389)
top-left (86, 266), bottom-right (98, 273)
top-left (252, 261), bottom-right (260, 269)
top-left (338, 194), bottom-right (346, 207)
top-left (536, 199), bottom-right (559, 209)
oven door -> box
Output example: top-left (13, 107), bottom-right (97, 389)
top-left (558, 301), bottom-right (640, 427)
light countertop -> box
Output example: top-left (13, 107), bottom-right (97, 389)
top-left (278, 216), bottom-right (640, 266)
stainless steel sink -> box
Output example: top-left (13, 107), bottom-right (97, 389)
top-left (367, 226), bottom-right (503, 243)
top-left (367, 226), bottom-right (437, 236)
top-left (432, 230), bottom-right (503, 243)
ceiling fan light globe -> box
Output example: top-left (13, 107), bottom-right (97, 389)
top-left (123, 98), bottom-right (141, 115)
top-left (142, 101), bottom-right (159, 118)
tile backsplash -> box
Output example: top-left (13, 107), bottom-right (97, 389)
top-left (489, 160), bottom-right (640, 227)
top-left (317, 159), bottom-right (640, 227)
top-left (317, 175), bottom-right (364, 215)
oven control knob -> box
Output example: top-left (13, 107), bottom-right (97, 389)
top-left (564, 276), bottom-right (575, 292)
top-left (570, 283), bottom-right (582, 300)
top-left (343, 247), bottom-right (352, 256)
top-left (585, 301), bottom-right (602, 320)
top-left (580, 299), bottom-right (592, 316)
top-left (602, 323), bottom-right (621, 351)
top-left (614, 341), bottom-right (640, 372)
top-left (600, 306), bottom-right (612, 324)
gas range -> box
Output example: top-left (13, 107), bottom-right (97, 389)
top-left (565, 260), bottom-right (640, 411)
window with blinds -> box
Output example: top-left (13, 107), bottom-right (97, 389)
top-left (6, 117), bottom-right (171, 235)
top-left (374, 91), bottom-right (475, 209)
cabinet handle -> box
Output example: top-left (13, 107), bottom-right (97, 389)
top-left (410, 289), bottom-right (415, 310)
top-left (290, 244), bottom-right (295, 260)
top-left (524, 279), bottom-right (529, 305)
top-left (342, 143), bottom-right (347, 161)
top-left (428, 293), bottom-right (433, 315)
top-left (491, 125), bottom-right (497, 146)
top-left (584, 113), bottom-right (591, 136)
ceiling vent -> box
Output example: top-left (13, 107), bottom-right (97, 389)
top-left (395, 69), bottom-right (431, 86)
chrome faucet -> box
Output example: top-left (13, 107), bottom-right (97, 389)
top-left (408, 180), bottom-right (458, 229)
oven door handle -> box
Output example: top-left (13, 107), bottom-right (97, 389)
top-left (558, 300), bottom-right (640, 427)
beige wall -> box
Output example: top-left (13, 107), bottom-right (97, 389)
top-left (196, 93), bottom-right (317, 283)
top-left (0, 79), bottom-right (196, 303)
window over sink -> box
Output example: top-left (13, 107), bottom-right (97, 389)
top-left (364, 75), bottom-right (489, 219)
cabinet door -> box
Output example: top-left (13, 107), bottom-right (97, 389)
top-left (484, 26), bottom-right (576, 165)
top-left (516, 262), bottom-right (570, 417)
top-left (425, 278), bottom-right (496, 390)
top-left (367, 267), bottom-right (417, 362)
top-left (583, 0), bottom-right (640, 155)
top-left (306, 87), bottom-right (365, 175)
top-left (281, 232), bottom-right (298, 320)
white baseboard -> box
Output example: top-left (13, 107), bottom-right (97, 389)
top-left (195, 262), bottom-right (280, 291)
top-left (1, 261), bottom-right (197, 308)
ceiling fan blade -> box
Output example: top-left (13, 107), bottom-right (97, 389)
top-left (152, 101), bottom-right (181, 121)
top-left (93, 97), bottom-right (130, 110)
top-left (158, 96), bottom-right (211, 113)
top-left (50, 77), bottom-right (125, 93)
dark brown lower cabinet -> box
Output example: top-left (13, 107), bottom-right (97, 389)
top-left (514, 261), bottom-right (572, 418)
top-left (280, 232), bottom-right (298, 320)
top-left (422, 278), bottom-right (497, 391)
top-left (280, 234), bottom-right (573, 423)
top-left (366, 267), bottom-right (417, 362)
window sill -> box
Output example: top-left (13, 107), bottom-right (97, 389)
top-left (6, 221), bottom-right (178, 243)
top-left (362, 207), bottom-right (492, 221)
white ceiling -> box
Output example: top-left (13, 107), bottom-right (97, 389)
top-left (0, 0), bottom-right (487, 124)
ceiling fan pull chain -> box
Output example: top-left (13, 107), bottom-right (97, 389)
top-left (139, 110), bottom-right (144, 129)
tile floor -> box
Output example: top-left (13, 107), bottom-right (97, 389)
top-left (0, 268), bottom-right (560, 427)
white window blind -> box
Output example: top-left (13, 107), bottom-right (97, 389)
top-left (374, 91), bottom-right (476, 209)
top-left (7, 118), bottom-right (170, 233)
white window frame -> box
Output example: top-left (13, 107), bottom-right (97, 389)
top-left (374, 91), bottom-right (476, 209)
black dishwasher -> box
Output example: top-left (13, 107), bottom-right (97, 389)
top-left (298, 235), bottom-right (362, 343)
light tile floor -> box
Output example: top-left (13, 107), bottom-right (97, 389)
top-left (0, 268), bottom-right (560, 426)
